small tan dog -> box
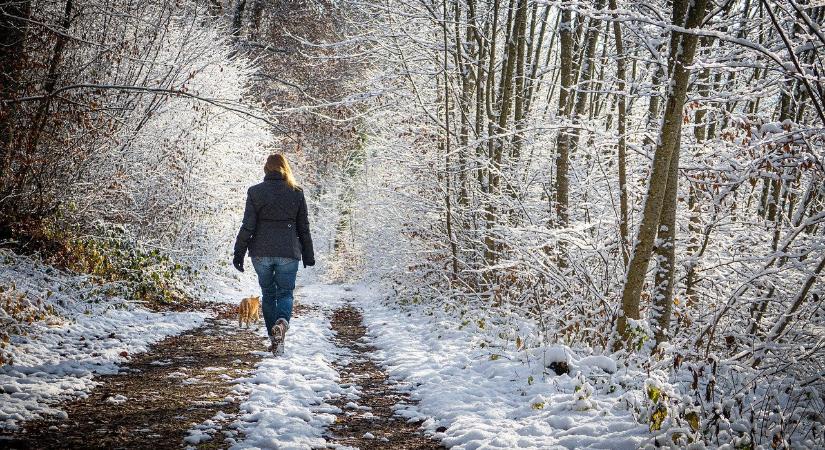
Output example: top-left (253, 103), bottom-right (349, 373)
top-left (238, 296), bottom-right (261, 328)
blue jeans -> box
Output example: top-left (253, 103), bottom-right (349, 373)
top-left (251, 256), bottom-right (299, 335)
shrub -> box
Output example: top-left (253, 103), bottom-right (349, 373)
top-left (43, 222), bottom-right (193, 307)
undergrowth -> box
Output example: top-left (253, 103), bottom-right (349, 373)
top-left (0, 220), bottom-right (198, 366)
top-left (3, 219), bottom-right (196, 308)
top-left (0, 285), bottom-right (59, 366)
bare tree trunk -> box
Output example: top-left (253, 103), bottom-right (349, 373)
top-left (520, 5), bottom-right (553, 184)
top-left (485, 0), bottom-right (522, 267)
top-left (643, 40), bottom-right (667, 149)
top-left (552, 3), bottom-right (575, 230)
top-left (250, 0), bottom-right (265, 40)
top-left (652, 132), bottom-right (681, 345)
top-left (25, 0), bottom-right (72, 154)
top-left (616, 0), bottom-right (709, 346)
top-left (524, 5), bottom-right (551, 113)
top-left (455, 0), bottom-right (475, 208)
top-left (231, 0), bottom-right (247, 36)
top-left (511, 0), bottom-right (529, 165)
top-left (442, 0), bottom-right (458, 279)
top-left (684, 46), bottom-right (712, 300)
top-left (554, 0), bottom-right (605, 233)
top-left (570, 0), bottom-right (605, 129)
top-left (0, 0), bottom-right (31, 189)
top-left (475, 9), bottom-right (487, 196)
top-left (208, 0), bottom-right (223, 17)
top-left (22, 0), bottom-right (73, 218)
top-left (482, 0), bottom-right (501, 268)
top-left (609, 0), bottom-right (629, 267)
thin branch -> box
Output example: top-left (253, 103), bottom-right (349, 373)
top-left (4, 84), bottom-right (285, 131)
top-left (762, 0), bottom-right (825, 125)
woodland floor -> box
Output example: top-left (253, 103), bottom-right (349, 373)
top-left (1, 299), bottom-right (442, 449)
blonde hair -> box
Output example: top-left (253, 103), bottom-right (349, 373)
top-left (264, 154), bottom-right (299, 189)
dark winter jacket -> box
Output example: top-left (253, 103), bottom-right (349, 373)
top-left (233, 172), bottom-right (315, 265)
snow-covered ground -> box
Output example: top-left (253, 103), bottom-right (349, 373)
top-left (2, 252), bottom-right (654, 448)
top-left (226, 283), bottom-right (348, 449)
top-left (0, 250), bottom-right (206, 430)
top-left (176, 272), bottom-right (350, 449)
top-left (353, 285), bottom-right (648, 450)
top-left (226, 281), bottom-right (650, 450)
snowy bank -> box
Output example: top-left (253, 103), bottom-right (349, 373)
top-left (353, 285), bottom-right (649, 450)
top-left (0, 251), bottom-right (205, 430)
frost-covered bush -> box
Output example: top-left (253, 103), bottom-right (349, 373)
top-left (0, 2), bottom-right (270, 284)
top-left (61, 22), bottom-right (270, 274)
top-left (41, 222), bottom-right (197, 305)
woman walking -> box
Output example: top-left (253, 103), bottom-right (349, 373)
top-left (233, 154), bottom-right (315, 355)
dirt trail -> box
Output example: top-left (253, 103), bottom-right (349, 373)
top-left (325, 304), bottom-right (444, 450)
top-left (2, 300), bottom-right (444, 450)
top-left (1, 305), bottom-right (268, 450)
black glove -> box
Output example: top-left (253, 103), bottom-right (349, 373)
top-left (303, 258), bottom-right (315, 268)
top-left (233, 254), bottom-right (245, 272)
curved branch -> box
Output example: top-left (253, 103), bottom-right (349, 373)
top-left (3, 84), bottom-right (285, 131)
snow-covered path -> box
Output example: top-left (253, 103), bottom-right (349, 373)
top-left (1, 301), bottom-right (264, 448)
top-left (3, 277), bottom-right (649, 449)
top-left (231, 283), bottom-right (648, 450)
top-left (228, 283), bottom-right (443, 449)
top-left (228, 291), bottom-right (344, 449)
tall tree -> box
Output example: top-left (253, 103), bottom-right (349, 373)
top-left (608, 0), bottom-right (629, 266)
top-left (617, 0), bottom-right (710, 345)
top-left (552, 2), bottom-right (575, 230)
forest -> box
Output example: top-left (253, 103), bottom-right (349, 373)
top-left (1, 0), bottom-right (823, 448)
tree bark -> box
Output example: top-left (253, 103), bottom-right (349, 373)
top-left (616, 0), bottom-right (709, 346)
top-left (684, 46), bottom-right (712, 300)
top-left (231, 0), bottom-right (247, 36)
top-left (608, 0), bottom-right (629, 266)
top-left (442, 0), bottom-right (458, 279)
top-left (652, 132), bottom-right (681, 345)
top-left (485, 0), bottom-right (522, 267)
top-left (552, 2), bottom-right (575, 229)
